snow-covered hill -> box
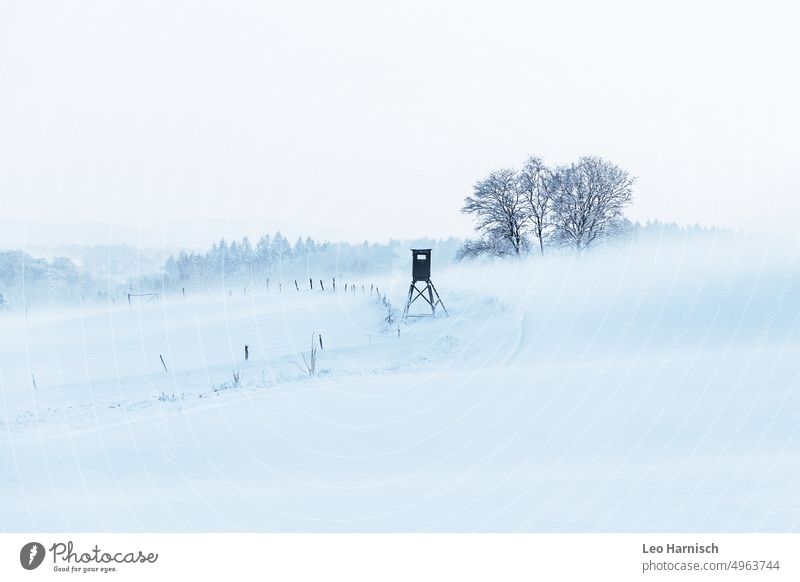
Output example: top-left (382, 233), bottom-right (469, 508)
top-left (2, 236), bottom-right (799, 531)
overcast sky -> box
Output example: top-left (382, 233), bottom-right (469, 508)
top-left (1, 0), bottom-right (798, 247)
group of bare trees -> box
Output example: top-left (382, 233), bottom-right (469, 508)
top-left (459, 156), bottom-right (635, 258)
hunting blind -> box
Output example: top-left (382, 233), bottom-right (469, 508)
top-left (402, 249), bottom-right (448, 319)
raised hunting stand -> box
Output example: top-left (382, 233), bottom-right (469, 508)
top-left (402, 249), bottom-right (448, 320)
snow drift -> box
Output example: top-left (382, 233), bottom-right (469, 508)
top-left (1, 233), bottom-right (799, 531)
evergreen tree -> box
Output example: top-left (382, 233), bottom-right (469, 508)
top-left (271, 232), bottom-right (292, 263)
top-left (254, 235), bottom-right (271, 273)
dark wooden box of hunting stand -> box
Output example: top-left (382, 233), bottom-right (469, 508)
top-left (412, 249), bottom-right (432, 281)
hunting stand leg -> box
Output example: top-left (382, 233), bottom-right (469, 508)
top-left (427, 283), bottom-right (436, 315)
top-left (430, 281), bottom-right (448, 316)
top-left (403, 282), bottom-right (415, 319)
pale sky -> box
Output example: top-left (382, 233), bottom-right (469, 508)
top-left (1, 0), bottom-right (798, 246)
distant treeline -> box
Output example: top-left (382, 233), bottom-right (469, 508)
top-left (0, 234), bottom-right (463, 310)
top-left (0, 250), bottom-right (93, 309)
top-left (0, 244), bottom-right (167, 310)
top-left (161, 233), bottom-right (463, 288)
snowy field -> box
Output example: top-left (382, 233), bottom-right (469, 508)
top-left (2, 236), bottom-right (800, 532)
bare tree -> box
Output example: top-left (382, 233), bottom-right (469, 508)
top-left (551, 157), bottom-right (634, 252)
top-left (518, 156), bottom-right (554, 256)
top-left (461, 168), bottom-right (529, 256)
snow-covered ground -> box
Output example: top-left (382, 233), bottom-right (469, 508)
top-left (2, 236), bottom-right (800, 531)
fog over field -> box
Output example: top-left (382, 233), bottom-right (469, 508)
top-left (2, 232), bottom-right (798, 531)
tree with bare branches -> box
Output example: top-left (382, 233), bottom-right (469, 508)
top-left (551, 157), bottom-right (634, 252)
top-left (518, 156), bottom-right (555, 256)
top-left (461, 168), bottom-right (529, 256)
